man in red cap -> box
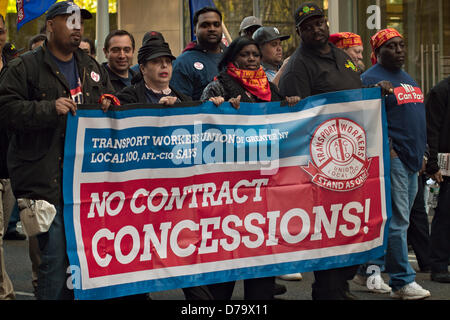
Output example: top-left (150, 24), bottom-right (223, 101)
top-left (360, 28), bottom-right (431, 300)
top-left (329, 32), bottom-right (365, 71)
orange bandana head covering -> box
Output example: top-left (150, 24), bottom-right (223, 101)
top-left (370, 28), bottom-right (403, 65)
top-left (226, 62), bottom-right (272, 102)
top-left (329, 32), bottom-right (363, 49)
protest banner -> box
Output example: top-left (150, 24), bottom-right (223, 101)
top-left (63, 88), bottom-right (391, 300)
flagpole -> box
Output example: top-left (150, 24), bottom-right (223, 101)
top-left (96, 0), bottom-right (109, 64)
top-left (221, 22), bottom-right (232, 44)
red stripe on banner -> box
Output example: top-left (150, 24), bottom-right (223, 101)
top-left (78, 158), bottom-right (383, 278)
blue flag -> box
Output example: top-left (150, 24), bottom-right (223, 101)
top-left (189, 0), bottom-right (215, 41)
top-left (16, 0), bottom-right (57, 30)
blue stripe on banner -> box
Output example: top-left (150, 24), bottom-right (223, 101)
top-left (81, 109), bottom-right (378, 172)
top-left (73, 245), bottom-right (386, 300)
top-left (380, 96), bottom-right (392, 250)
top-left (77, 88), bottom-right (383, 172)
top-left (63, 113), bottom-right (81, 271)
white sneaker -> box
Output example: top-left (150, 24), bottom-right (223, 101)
top-left (352, 274), bottom-right (392, 294)
top-left (277, 273), bottom-right (303, 281)
top-left (390, 282), bottom-right (431, 300)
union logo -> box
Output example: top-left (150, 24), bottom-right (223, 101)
top-left (90, 71), bottom-right (100, 82)
top-left (302, 118), bottom-right (372, 192)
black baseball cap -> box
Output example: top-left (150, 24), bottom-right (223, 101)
top-left (294, 2), bottom-right (324, 28)
top-left (137, 40), bottom-right (176, 65)
top-left (46, 1), bottom-right (92, 20)
top-left (142, 31), bottom-right (165, 46)
top-left (252, 27), bottom-right (290, 45)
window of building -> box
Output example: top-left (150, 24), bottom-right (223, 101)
top-left (183, 0), bottom-right (326, 57)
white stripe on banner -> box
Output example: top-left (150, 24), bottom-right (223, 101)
top-left (83, 238), bottom-right (383, 289)
top-left (79, 100), bottom-right (379, 129)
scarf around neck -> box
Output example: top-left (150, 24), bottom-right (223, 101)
top-left (226, 62), bottom-right (271, 102)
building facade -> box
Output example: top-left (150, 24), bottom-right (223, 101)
top-left (118, 0), bottom-right (449, 94)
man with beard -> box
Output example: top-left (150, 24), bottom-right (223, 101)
top-left (0, 1), bottom-right (114, 300)
top-left (170, 7), bottom-right (224, 100)
top-left (329, 32), bottom-right (365, 71)
top-left (279, 2), bottom-right (391, 300)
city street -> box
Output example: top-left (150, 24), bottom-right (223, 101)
top-left (3, 234), bottom-right (449, 301)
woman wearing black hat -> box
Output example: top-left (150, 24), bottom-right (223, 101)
top-left (116, 38), bottom-right (218, 301)
top-left (201, 36), bottom-right (299, 110)
top-left (116, 38), bottom-right (191, 105)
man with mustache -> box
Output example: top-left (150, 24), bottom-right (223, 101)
top-left (279, 2), bottom-right (389, 300)
top-left (0, 1), bottom-right (114, 300)
top-left (102, 29), bottom-right (137, 92)
top-left (170, 7), bottom-right (224, 101)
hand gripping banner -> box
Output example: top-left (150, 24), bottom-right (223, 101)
top-left (63, 88), bottom-right (391, 300)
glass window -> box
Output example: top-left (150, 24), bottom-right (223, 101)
top-left (355, 0), bottom-right (448, 93)
top-left (183, 0), bottom-right (326, 57)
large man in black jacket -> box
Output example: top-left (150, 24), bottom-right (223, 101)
top-left (0, 1), bottom-right (114, 300)
top-left (279, 2), bottom-right (377, 300)
top-left (425, 77), bottom-right (450, 283)
top-left (0, 12), bottom-right (16, 300)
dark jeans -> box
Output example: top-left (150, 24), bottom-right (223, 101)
top-left (430, 179), bottom-right (450, 273)
top-left (36, 206), bottom-right (73, 300)
top-left (407, 174), bottom-right (431, 271)
top-left (207, 277), bottom-right (274, 300)
top-left (312, 266), bottom-right (359, 300)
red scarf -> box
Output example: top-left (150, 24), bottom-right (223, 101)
top-left (226, 62), bottom-right (271, 102)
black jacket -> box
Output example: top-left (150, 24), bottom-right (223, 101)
top-left (0, 130), bottom-right (8, 178)
top-left (102, 62), bottom-right (137, 93)
top-left (426, 77), bottom-right (450, 175)
top-left (201, 71), bottom-right (284, 102)
top-left (279, 43), bottom-right (362, 98)
top-left (116, 79), bottom-right (191, 104)
top-left (0, 42), bottom-right (114, 205)
top-left (0, 54), bottom-right (13, 178)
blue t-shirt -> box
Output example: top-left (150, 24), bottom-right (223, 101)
top-left (262, 62), bottom-right (278, 82)
top-left (170, 49), bottom-right (222, 101)
top-left (120, 72), bottom-right (133, 88)
top-left (50, 52), bottom-right (83, 104)
top-left (361, 64), bottom-right (426, 172)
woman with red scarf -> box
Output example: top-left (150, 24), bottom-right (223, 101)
top-left (200, 37), bottom-right (299, 300)
top-left (201, 36), bottom-right (299, 109)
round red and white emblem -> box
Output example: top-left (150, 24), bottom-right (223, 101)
top-left (91, 71), bottom-right (100, 82)
top-left (194, 62), bottom-right (204, 70)
top-left (303, 118), bottom-right (371, 192)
